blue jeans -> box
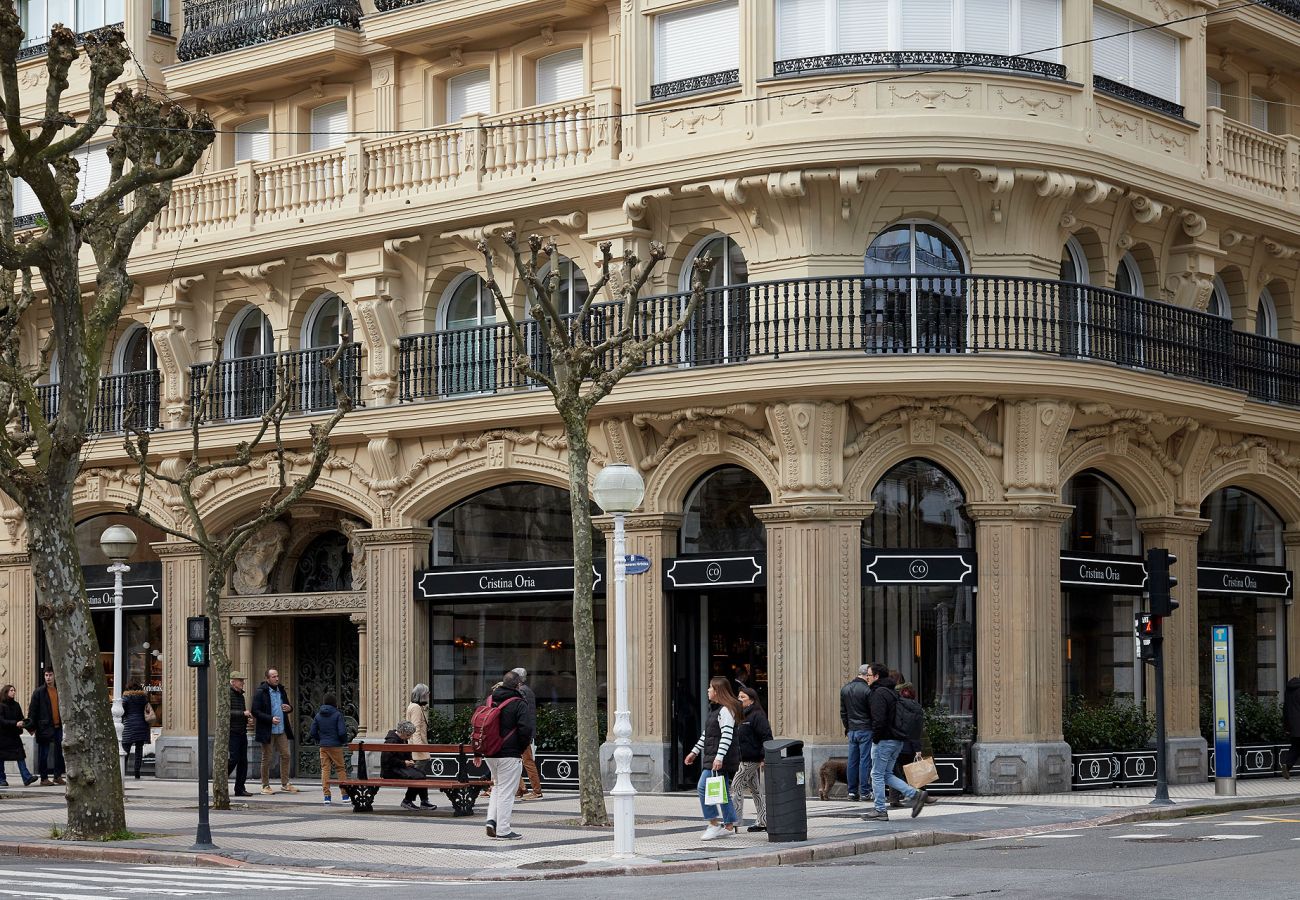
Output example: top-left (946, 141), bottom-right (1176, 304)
top-left (38, 727), bottom-right (64, 778)
top-left (1, 757), bottom-right (32, 784)
top-left (696, 769), bottom-right (737, 825)
top-left (870, 740), bottom-right (916, 813)
top-left (846, 730), bottom-right (873, 795)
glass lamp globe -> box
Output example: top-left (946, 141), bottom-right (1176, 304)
top-left (99, 524), bottom-right (138, 562)
top-left (593, 464), bottom-right (646, 514)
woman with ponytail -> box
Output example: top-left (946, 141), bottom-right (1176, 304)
top-left (684, 676), bottom-right (742, 840)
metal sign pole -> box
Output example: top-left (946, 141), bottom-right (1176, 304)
top-left (1151, 626), bottom-right (1171, 805)
top-left (1212, 625), bottom-right (1236, 796)
top-left (193, 663), bottom-right (216, 850)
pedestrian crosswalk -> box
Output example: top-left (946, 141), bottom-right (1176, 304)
top-left (0, 864), bottom-right (471, 899)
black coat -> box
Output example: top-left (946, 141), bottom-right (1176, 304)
top-left (120, 691), bottom-right (151, 745)
top-left (27, 684), bottom-right (59, 744)
top-left (1285, 677), bottom-right (1300, 738)
top-left (840, 678), bottom-right (871, 733)
top-left (488, 686), bottom-right (533, 758)
top-left (380, 729), bottom-right (414, 777)
top-left (866, 677), bottom-right (899, 743)
top-left (229, 686), bottom-right (250, 736)
top-left (251, 680), bottom-right (294, 743)
top-left (0, 697), bottom-right (26, 761)
top-left (736, 703), bottom-right (773, 763)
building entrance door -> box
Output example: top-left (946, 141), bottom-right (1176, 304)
top-left (294, 616), bottom-right (359, 776)
top-left (669, 589), bottom-right (766, 790)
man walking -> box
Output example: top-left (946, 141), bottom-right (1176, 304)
top-left (28, 669), bottom-right (64, 787)
top-left (483, 670), bottom-right (533, 840)
top-left (1282, 674), bottom-right (1300, 779)
top-left (227, 671), bottom-right (254, 797)
top-left (252, 668), bottom-right (298, 794)
top-left (861, 663), bottom-right (927, 821)
top-left (839, 663), bottom-right (872, 801)
top-left (511, 667), bottom-right (543, 800)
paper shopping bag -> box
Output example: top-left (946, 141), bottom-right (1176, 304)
top-left (903, 756), bottom-right (939, 790)
top-left (704, 774), bottom-right (729, 806)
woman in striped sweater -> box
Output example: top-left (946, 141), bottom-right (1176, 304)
top-left (684, 676), bottom-right (743, 840)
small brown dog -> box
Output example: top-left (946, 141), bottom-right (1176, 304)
top-left (817, 757), bottom-right (849, 801)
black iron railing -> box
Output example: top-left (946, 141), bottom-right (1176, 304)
top-left (775, 51), bottom-right (1066, 81)
top-left (650, 69), bottom-right (741, 101)
top-left (19, 371), bottom-right (161, 434)
top-left (397, 275), bottom-right (1246, 404)
top-left (17, 22), bottom-right (124, 61)
top-left (177, 0), bottom-right (362, 61)
top-left (189, 343), bottom-right (362, 422)
top-left (1093, 76), bottom-right (1185, 119)
top-left (374, 0), bottom-right (429, 9)
top-left (1233, 331), bottom-right (1300, 407)
top-left (1255, 0), bottom-right (1300, 23)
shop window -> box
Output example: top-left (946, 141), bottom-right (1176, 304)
top-left (654, 1), bottom-right (739, 87)
top-left (680, 465), bottom-right (770, 554)
top-left (292, 531), bottom-right (352, 592)
top-left (1093, 6), bottom-right (1179, 104)
top-left (234, 117), bottom-right (270, 163)
top-left (680, 234), bottom-right (749, 366)
top-left (429, 482), bottom-right (592, 565)
top-left (447, 69), bottom-right (491, 122)
top-left (864, 222), bottom-right (967, 352)
top-left (536, 48), bottom-right (584, 105)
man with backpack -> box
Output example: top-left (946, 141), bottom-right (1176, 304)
top-left (473, 670), bottom-right (533, 840)
top-left (861, 662), bottom-right (927, 821)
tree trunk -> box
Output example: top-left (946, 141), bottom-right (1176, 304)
top-left (565, 416), bottom-right (608, 826)
top-left (26, 476), bottom-right (127, 839)
top-left (206, 564), bottom-right (232, 810)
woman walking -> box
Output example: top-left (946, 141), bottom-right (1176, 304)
top-left (120, 681), bottom-right (151, 780)
top-left (731, 683), bottom-right (773, 833)
top-left (684, 676), bottom-right (742, 840)
top-left (406, 684), bottom-right (431, 774)
top-left (0, 684), bottom-right (37, 786)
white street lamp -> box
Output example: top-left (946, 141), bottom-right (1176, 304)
top-left (100, 524), bottom-right (138, 779)
top-left (592, 463), bottom-right (645, 858)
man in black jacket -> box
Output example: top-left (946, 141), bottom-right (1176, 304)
top-left (839, 664), bottom-right (873, 801)
top-left (251, 668), bottom-right (298, 794)
top-left (862, 663), bottom-right (926, 821)
top-left (28, 669), bottom-right (64, 786)
top-left (484, 670), bottom-right (534, 841)
top-left (227, 672), bottom-right (254, 797)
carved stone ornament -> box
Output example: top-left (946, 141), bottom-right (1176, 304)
top-left (231, 520), bottom-right (290, 596)
top-left (339, 518), bottom-right (367, 592)
top-left (221, 591), bottom-right (366, 616)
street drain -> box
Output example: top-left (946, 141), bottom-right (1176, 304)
top-left (517, 860), bottom-right (585, 870)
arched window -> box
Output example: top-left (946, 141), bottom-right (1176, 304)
top-left (438, 274), bottom-right (497, 395)
top-left (430, 482), bottom-right (586, 565)
top-left (680, 234), bottom-right (749, 366)
top-left (1255, 287), bottom-right (1277, 338)
top-left (225, 306), bottom-right (274, 359)
top-left (864, 458), bottom-right (972, 548)
top-left (537, 256), bottom-right (590, 317)
top-left (1059, 237), bottom-right (1090, 357)
top-left (115, 324), bottom-right (157, 373)
top-left (1209, 276), bottom-right (1231, 319)
top-left (299, 293), bottom-right (355, 412)
top-left (1061, 470), bottom-right (1139, 555)
top-left (303, 293), bottom-right (353, 348)
top-left (1114, 252), bottom-right (1143, 297)
top-left (1060, 237), bottom-right (1089, 285)
top-left (680, 465), bottom-right (769, 554)
top-left (864, 222), bottom-right (967, 352)
top-left (292, 531), bottom-right (353, 592)
top-left (105, 325), bottom-right (161, 432)
top-left (220, 307), bottom-right (276, 421)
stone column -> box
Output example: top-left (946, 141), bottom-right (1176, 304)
top-left (355, 528), bottom-right (432, 733)
top-left (350, 613), bottom-right (370, 736)
top-left (598, 512), bottom-right (680, 791)
top-left (753, 501), bottom-right (873, 788)
top-left (151, 541), bottom-right (206, 779)
top-left (232, 617), bottom-right (258, 677)
top-left (0, 554), bottom-right (33, 767)
top-left (965, 502), bottom-right (1074, 794)
top-left (1139, 516), bottom-right (1212, 783)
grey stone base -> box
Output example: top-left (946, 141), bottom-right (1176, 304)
top-left (600, 740), bottom-right (671, 792)
top-left (154, 736), bottom-right (201, 780)
top-left (972, 740), bottom-right (1072, 794)
top-left (1166, 736), bottom-right (1207, 785)
top-left (799, 742), bottom-right (850, 798)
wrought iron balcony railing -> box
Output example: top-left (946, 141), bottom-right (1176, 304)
top-left (188, 343), bottom-right (362, 423)
top-left (177, 0), bottom-right (363, 62)
top-left (18, 23), bottom-right (124, 61)
top-left (1093, 76), bottom-right (1185, 120)
top-left (397, 274), bottom-right (1260, 404)
top-left (775, 50), bottom-right (1067, 81)
top-left (19, 371), bottom-right (161, 434)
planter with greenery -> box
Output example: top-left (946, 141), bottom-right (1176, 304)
top-left (1202, 693), bottom-right (1288, 779)
top-left (924, 705), bottom-right (975, 794)
top-left (1063, 696), bottom-right (1156, 789)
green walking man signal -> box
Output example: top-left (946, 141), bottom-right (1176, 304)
top-left (187, 616), bottom-right (210, 669)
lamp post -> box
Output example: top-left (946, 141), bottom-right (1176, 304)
top-left (100, 524), bottom-right (138, 778)
top-left (592, 463), bottom-right (646, 858)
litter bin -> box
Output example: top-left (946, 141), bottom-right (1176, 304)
top-left (764, 738), bottom-right (807, 842)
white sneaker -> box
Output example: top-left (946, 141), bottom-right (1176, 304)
top-left (700, 824), bottom-right (724, 841)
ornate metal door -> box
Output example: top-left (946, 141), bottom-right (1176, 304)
top-left (294, 617), bottom-right (359, 776)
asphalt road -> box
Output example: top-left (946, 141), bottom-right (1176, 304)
top-left (2, 804), bottom-right (1298, 899)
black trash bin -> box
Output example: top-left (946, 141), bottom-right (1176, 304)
top-left (764, 738), bottom-right (806, 842)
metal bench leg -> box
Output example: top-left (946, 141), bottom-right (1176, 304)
top-left (442, 786), bottom-right (481, 817)
top-left (349, 785), bottom-right (378, 813)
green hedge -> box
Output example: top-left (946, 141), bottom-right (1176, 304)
top-left (1199, 692), bottom-right (1286, 744)
top-left (924, 704), bottom-right (975, 756)
top-left (426, 704), bottom-right (607, 753)
top-left (1063, 695), bottom-right (1154, 753)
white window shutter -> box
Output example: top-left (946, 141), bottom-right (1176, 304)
top-left (1091, 6), bottom-right (1131, 84)
top-left (77, 143), bottom-right (112, 204)
top-left (537, 48), bottom-right (585, 105)
top-left (964, 0), bottom-right (1010, 54)
top-left (235, 117), bottom-right (270, 162)
top-left (654, 0), bottom-right (739, 84)
top-left (1250, 93), bottom-right (1270, 131)
top-left (447, 69), bottom-right (491, 121)
top-left (901, 0), bottom-right (953, 51)
top-left (1131, 27), bottom-right (1179, 102)
top-left (1019, 0), bottom-right (1061, 62)
top-left (1206, 76), bottom-right (1222, 110)
top-left (310, 101), bottom-right (348, 151)
top-left (838, 0), bottom-right (888, 52)
top-left (777, 0), bottom-right (830, 60)
top-left (13, 177), bottom-right (39, 218)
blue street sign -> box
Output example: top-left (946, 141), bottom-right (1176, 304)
top-left (1211, 625), bottom-right (1235, 782)
top-left (622, 554), bottom-right (651, 576)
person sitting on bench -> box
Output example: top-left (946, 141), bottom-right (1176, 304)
top-left (381, 720), bottom-right (436, 811)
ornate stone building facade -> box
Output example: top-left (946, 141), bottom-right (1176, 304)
top-left (5, 0), bottom-right (1300, 791)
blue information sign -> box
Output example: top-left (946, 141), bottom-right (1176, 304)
top-left (622, 554), bottom-right (651, 576)
top-left (1211, 625), bottom-right (1235, 781)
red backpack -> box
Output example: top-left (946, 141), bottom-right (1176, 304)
top-left (470, 693), bottom-right (520, 758)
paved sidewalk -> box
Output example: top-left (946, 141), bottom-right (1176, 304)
top-left (2, 776), bottom-right (1298, 880)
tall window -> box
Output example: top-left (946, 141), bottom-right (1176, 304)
top-left (116, 325), bottom-right (157, 373)
top-left (536, 48), bottom-right (584, 105)
top-left (1249, 93), bottom-right (1276, 133)
top-left (235, 118), bottom-right (270, 163)
top-left (226, 306), bottom-right (274, 358)
top-left (20, 0), bottom-right (123, 45)
top-left (447, 69), bottom-right (491, 122)
top-left (309, 101), bottom-right (347, 152)
top-left (220, 306), bottom-right (276, 421)
top-left (303, 293), bottom-right (353, 348)
top-left (654, 1), bottom-right (739, 88)
top-left (439, 274), bottom-right (497, 395)
top-left (1255, 288), bottom-right (1277, 338)
top-left (1093, 6), bottom-right (1180, 104)
top-left (1114, 252), bottom-right (1143, 297)
top-left (680, 466), bottom-right (769, 554)
top-left (106, 325), bottom-right (159, 432)
top-left (1209, 276), bottom-right (1230, 320)
top-left (864, 222), bottom-right (966, 352)
top-left (525, 257), bottom-right (590, 381)
top-left (681, 234), bottom-right (749, 366)
top-left (1206, 75), bottom-right (1222, 110)
top-left (300, 293), bottom-right (354, 411)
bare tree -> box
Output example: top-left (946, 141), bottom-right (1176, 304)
top-left (479, 233), bottom-right (713, 825)
top-left (122, 342), bottom-right (353, 810)
top-left (0, 15), bottom-right (212, 837)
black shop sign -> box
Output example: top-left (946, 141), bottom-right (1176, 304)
top-left (664, 554), bottom-right (765, 589)
top-left (1059, 552), bottom-right (1148, 594)
top-left (863, 549), bottom-right (977, 586)
top-left (415, 561), bottom-right (604, 601)
top-left (1197, 564), bottom-right (1292, 598)
top-left (83, 561), bottom-right (163, 612)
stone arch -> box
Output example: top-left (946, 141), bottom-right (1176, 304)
top-left (641, 433), bottom-right (781, 515)
top-left (274, 519), bottom-right (360, 593)
top-left (1066, 226), bottom-right (1107, 286)
top-left (1196, 461), bottom-right (1300, 526)
top-left (1262, 277), bottom-right (1294, 340)
top-left (71, 470), bottom-right (174, 534)
top-left (1216, 263), bottom-right (1247, 325)
top-left (1117, 242), bottom-right (1158, 298)
top-left (391, 449), bottom-right (582, 526)
top-left (287, 282), bottom-right (354, 349)
top-left (212, 298), bottom-right (273, 356)
top-left (842, 426), bottom-right (1001, 506)
top-left (194, 468), bottom-right (381, 535)
top-left (664, 223), bottom-right (751, 295)
top-left (1058, 441), bottom-right (1173, 517)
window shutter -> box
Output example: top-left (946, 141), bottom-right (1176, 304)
top-left (310, 101), bottom-right (348, 151)
top-left (1206, 76), bottom-right (1222, 110)
top-left (1019, 0), bottom-right (1061, 62)
top-left (654, 0), bottom-right (739, 84)
top-left (77, 143), bottom-right (112, 204)
top-left (1250, 93), bottom-right (1270, 131)
top-left (13, 177), bottom-right (38, 219)
top-left (536, 48), bottom-right (584, 105)
top-left (964, 0), bottom-right (1009, 55)
top-left (235, 117), bottom-right (270, 162)
top-left (447, 69), bottom-right (491, 121)
top-left (901, 0), bottom-right (953, 51)
top-left (1092, 7), bottom-right (1131, 84)
top-left (1131, 27), bottom-right (1179, 102)
top-left (838, 0), bottom-right (888, 52)
top-left (777, 0), bottom-right (830, 60)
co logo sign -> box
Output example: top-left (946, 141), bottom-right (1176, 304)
top-left (909, 559), bottom-right (930, 579)
top-left (706, 563), bottom-right (723, 582)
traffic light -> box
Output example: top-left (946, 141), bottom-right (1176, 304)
top-left (186, 616), bottom-right (210, 668)
top-left (1146, 548), bottom-right (1179, 617)
top-left (1135, 612), bottom-right (1162, 661)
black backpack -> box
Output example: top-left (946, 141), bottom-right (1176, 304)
top-left (892, 694), bottom-right (925, 743)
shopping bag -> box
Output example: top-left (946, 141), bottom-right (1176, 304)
top-left (704, 774), bottom-right (729, 805)
top-left (903, 755), bottom-right (939, 789)
top-left (143, 703), bottom-right (157, 725)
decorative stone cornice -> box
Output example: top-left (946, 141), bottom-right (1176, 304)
top-left (1136, 516), bottom-right (1211, 537)
top-left (1282, 531), bottom-right (1300, 547)
top-left (220, 591), bottom-right (366, 616)
top-left (752, 501), bottom-right (875, 523)
top-left (965, 501), bottom-right (1073, 523)
top-left (0, 552), bottom-right (30, 566)
top-left (221, 258), bottom-right (286, 292)
top-left (594, 512), bottom-right (684, 533)
top-left (149, 540), bottom-right (205, 559)
top-left (439, 221), bottom-right (514, 253)
top-left (350, 526), bottom-right (434, 548)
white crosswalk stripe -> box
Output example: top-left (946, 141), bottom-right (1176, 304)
top-left (1111, 833), bottom-right (1169, 839)
top-left (1201, 834), bottom-right (1260, 840)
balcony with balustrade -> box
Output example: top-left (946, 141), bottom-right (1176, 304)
top-left (188, 343), bottom-right (363, 423)
top-left (22, 371), bottom-right (162, 435)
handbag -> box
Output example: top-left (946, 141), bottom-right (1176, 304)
top-left (903, 755), bottom-right (939, 789)
top-left (704, 774), bottom-right (729, 806)
top-left (144, 703), bottom-right (158, 725)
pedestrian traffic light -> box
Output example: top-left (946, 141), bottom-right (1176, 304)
top-left (1146, 548), bottom-right (1179, 617)
top-left (1135, 612), bottom-right (1162, 661)
top-left (186, 616), bottom-right (210, 668)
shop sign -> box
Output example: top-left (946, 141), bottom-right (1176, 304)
top-left (1197, 565), bottom-right (1292, 598)
top-left (1059, 553), bottom-right (1147, 593)
top-left (664, 554), bottom-right (764, 589)
top-left (86, 582), bottom-right (161, 611)
top-left (415, 561), bottom-right (604, 600)
top-left (862, 549), bottom-right (977, 586)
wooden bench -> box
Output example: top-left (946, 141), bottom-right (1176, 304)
top-left (339, 741), bottom-right (492, 816)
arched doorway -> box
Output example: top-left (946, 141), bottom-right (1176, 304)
top-left (669, 465), bottom-right (771, 788)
